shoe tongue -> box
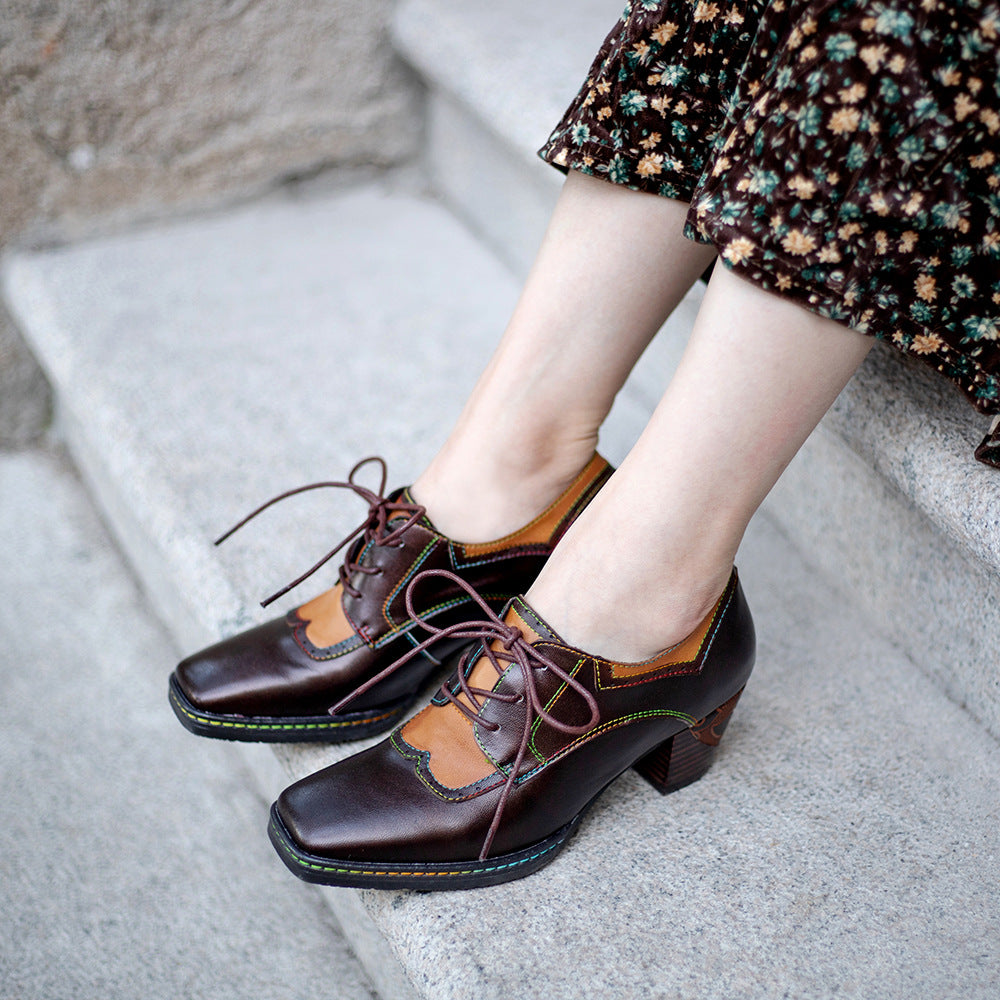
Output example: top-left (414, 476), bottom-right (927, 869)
top-left (393, 487), bottom-right (436, 530)
top-left (460, 597), bottom-right (564, 704)
top-left (501, 596), bottom-right (564, 645)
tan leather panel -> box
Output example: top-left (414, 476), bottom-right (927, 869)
top-left (399, 605), bottom-right (544, 788)
top-left (463, 605), bottom-right (544, 699)
top-left (607, 589), bottom-right (725, 679)
top-left (297, 584), bottom-right (356, 647)
top-left (461, 453), bottom-right (609, 556)
top-left (401, 702), bottom-right (496, 787)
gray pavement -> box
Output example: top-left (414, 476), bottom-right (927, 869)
top-left (3, 177), bottom-right (1000, 999)
top-left (0, 448), bottom-right (377, 1000)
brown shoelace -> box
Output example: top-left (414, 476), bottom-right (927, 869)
top-left (333, 569), bottom-right (601, 860)
top-left (214, 456), bottom-right (427, 608)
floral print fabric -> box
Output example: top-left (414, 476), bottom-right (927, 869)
top-left (539, 0), bottom-right (1000, 465)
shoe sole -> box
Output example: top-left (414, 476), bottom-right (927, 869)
top-left (168, 674), bottom-right (408, 743)
top-left (267, 803), bottom-right (585, 891)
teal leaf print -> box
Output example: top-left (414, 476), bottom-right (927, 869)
top-left (619, 90), bottom-right (648, 115)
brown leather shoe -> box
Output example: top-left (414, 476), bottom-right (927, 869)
top-left (169, 455), bottom-right (612, 742)
top-left (268, 568), bottom-right (755, 889)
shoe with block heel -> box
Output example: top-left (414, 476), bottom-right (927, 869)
top-left (268, 566), bottom-right (755, 890)
top-left (169, 454), bottom-right (613, 743)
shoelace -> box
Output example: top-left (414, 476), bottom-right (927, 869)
top-left (214, 457), bottom-right (427, 608)
top-left (333, 569), bottom-right (601, 860)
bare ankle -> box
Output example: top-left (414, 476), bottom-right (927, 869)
top-left (412, 434), bottom-right (599, 542)
top-left (526, 547), bottom-right (734, 663)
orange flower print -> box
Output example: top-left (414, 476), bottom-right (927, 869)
top-left (636, 153), bottom-right (664, 177)
top-left (838, 82), bottom-right (868, 103)
top-left (859, 44), bottom-right (888, 73)
top-left (979, 108), bottom-right (1000, 133)
top-left (829, 107), bottom-right (861, 134)
top-left (869, 192), bottom-right (891, 216)
top-left (956, 94), bottom-right (980, 121)
top-left (787, 175), bottom-right (818, 198)
top-left (916, 274), bottom-right (938, 302)
top-left (723, 237), bottom-right (756, 264)
top-left (782, 230), bottom-right (818, 255)
top-left (651, 22), bottom-right (678, 44)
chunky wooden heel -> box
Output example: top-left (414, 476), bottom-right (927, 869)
top-left (633, 688), bottom-right (744, 794)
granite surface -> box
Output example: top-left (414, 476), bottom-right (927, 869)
top-left (4, 179), bottom-right (998, 999)
top-left (767, 414), bottom-right (1000, 738)
top-left (0, 302), bottom-right (50, 446)
top-left (0, 1), bottom-right (417, 252)
top-left (272, 514), bottom-right (1000, 1000)
top-left (0, 449), bottom-right (378, 1000)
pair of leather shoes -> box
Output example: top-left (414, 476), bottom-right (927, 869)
top-left (171, 455), bottom-right (756, 890)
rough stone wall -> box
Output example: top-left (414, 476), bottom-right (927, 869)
top-left (1, 0), bottom-right (419, 243)
top-left (0, 0), bottom-right (419, 443)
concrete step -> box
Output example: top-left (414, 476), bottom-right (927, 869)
top-left (393, 0), bottom-right (1000, 739)
top-left (391, 0), bottom-right (623, 276)
top-left (3, 181), bottom-right (999, 999)
top-left (0, 448), bottom-right (377, 1000)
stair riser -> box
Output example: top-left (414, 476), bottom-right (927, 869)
top-left (767, 426), bottom-right (1000, 739)
top-left (424, 89), bottom-right (560, 277)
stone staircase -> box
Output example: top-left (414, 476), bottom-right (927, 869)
top-left (3, 1), bottom-right (998, 997)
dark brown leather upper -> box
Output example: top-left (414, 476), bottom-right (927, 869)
top-left (275, 569), bottom-right (755, 862)
top-left (174, 456), bottom-right (613, 719)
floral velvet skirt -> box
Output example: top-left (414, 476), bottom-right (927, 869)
top-left (539, 0), bottom-right (1000, 467)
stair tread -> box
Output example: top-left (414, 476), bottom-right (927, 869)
top-left (4, 181), bottom-right (998, 999)
top-left (0, 448), bottom-right (378, 1000)
top-left (392, 0), bottom-right (620, 172)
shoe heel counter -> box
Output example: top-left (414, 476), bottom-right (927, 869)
top-left (633, 686), bottom-right (744, 794)
top-left (727, 570), bottom-right (756, 686)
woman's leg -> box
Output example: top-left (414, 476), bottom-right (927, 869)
top-left (526, 262), bottom-right (873, 661)
top-left (412, 169), bottom-right (716, 542)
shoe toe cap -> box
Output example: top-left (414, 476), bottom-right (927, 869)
top-left (173, 617), bottom-right (299, 713)
top-left (275, 742), bottom-right (487, 864)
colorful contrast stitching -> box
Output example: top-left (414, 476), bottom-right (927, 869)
top-left (451, 544), bottom-right (548, 571)
top-left (516, 709), bottom-right (697, 783)
top-left (371, 592), bottom-right (505, 649)
top-left (169, 686), bottom-right (399, 732)
top-left (294, 626), bottom-right (364, 662)
top-left (271, 817), bottom-right (565, 878)
top-left (391, 729), bottom-right (505, 800)
top-left (382, 537), bottom-right (439, 625)
top-left (528, 657), bottom-right (586, 763)
top-left (595, 583), bottom-right (736, 690)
